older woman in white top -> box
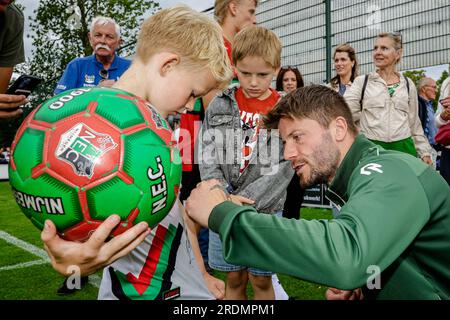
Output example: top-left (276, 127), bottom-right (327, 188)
top-left (344, 32), bottom-right (432, 164)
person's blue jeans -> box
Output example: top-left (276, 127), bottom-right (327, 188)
top-left (198, 227), bottom-right (209, 263)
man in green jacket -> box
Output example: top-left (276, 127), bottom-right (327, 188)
top-left (186, 85), bottom-right (450, 300)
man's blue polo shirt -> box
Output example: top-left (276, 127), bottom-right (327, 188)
top-left (54, 54), bottom-right (131, 94)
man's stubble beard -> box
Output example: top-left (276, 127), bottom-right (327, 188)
top-left (298, 132), bottom-right (340, 189)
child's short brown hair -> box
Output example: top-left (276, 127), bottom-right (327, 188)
top-left (232, 25), bottom-right (281, 69)
top-left (136, 5), bottom-right (233, 88)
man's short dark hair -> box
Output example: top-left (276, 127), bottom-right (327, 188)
top-left (263, 85), bottom-right (358, 136)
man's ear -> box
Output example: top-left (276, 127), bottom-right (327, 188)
top-left (159, 53), bottom-right (181, 77)
top-left (333, 117), bottom-right (348, 142)
top-left (229, 0), bottom-right (238, 16)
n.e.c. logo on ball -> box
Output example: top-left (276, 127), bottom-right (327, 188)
top-left (56, 123), bottom-right (118, 178)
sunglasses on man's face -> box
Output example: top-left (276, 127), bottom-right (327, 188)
top-left (99, 69), bottom-right (109, 79)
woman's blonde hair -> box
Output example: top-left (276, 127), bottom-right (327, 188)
top-left (232, 25), bottom-right (281, 69)
top-left (136, 5), bottom-right (233, 88)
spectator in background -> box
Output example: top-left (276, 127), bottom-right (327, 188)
top-left (54, 16), bottom-right (131, 95)
top-left (0, 1), bottom-right (27, 120)
top-left (344, 32), bottom-right (432, 165)
top-left (417, 77), bottom-right (439, 166)
top-left (435, 77), bottom-right (450, 185)
top-left (329, 43), bottom-right (358, 96)
top-left (276, 66), bottom-right (304, 220)
top-left (200, 0), bottom-right (258, 108)
top-left (276, 66), bottom-right (304, 95)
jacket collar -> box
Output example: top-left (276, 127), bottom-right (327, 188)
top-left (418, 95), bottom-right (432, 105)
top-left (369, 70), bottom-right (407, 86)
top-left (326, 134), bottom-right (381, 207)
top-left (219, 86), bottom-right (238, 100)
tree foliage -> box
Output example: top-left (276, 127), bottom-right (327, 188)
top-left (403, 69), bottom-right (426, 87)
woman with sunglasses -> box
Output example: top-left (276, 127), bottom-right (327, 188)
top-left (329, 43), bottom-right (358, 96)
top-left (344, 32), bottom-right (432, 165)
top-left (276, 66), bottom-right (305, 220)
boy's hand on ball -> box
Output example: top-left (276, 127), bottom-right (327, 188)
top-left (41, 215), bottom-right (150, 276)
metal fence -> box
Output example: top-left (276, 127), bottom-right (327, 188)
top-left (255, 0), bottom-right (450, 84)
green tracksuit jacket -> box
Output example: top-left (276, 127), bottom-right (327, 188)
top-left (209, 135), bottom-right (450, 299)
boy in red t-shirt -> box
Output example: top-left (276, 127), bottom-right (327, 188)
top-left (199, 25), bottom-right (293, 300)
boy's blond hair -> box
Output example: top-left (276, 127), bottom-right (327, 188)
top-left (232, 25), bottom-right (281, 69)
top-left (136, 5), bottom-right (233, 88)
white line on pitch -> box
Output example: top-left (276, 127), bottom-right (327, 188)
top-left (0, 230), bottom-right (101, 288)
top-left (0, 230), bottom-right (50, 260)
top-left (0, 259), bottom-right (48, 271)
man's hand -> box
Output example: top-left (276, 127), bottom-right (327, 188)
top-left (185, 180), bottom-right (228, 227)
top-left (325, 287), bottom-right (364, 300)
top-left (421, 155), bottom-right (433, 166)
top-left (186, 179), bottom-right (254, 227)
top-left (98, 80), bottom-right (116, 88)
top-left (41, 214), bottom-right (150, 276)
top-left (0, 94), bottom-right (26, 119)
top-left (440, 102), bottom-right (450, 121)
top-left (440, 96), bottom-right (450, 109)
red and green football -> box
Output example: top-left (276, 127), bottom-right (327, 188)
top-left (9, 87), bottom-right (181, 242)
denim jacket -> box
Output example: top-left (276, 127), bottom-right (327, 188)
top-left (197, 87), bottom-right (293, 213)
